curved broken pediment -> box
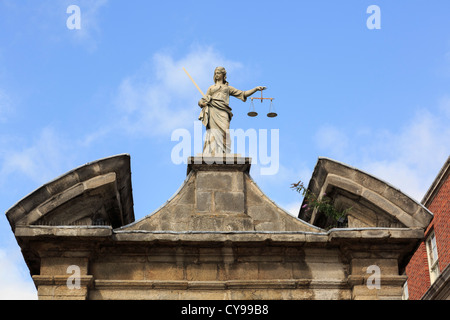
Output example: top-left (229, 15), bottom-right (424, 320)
top-left (298, 157), bottom-right (433, 229)
top-left (6, 154), bottom-right (134, 231)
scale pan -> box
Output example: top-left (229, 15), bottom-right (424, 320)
top-left (267, 112), bottom-right (278, 118)
top-left (247, 111), bottom-right (258, 117)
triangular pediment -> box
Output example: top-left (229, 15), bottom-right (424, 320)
top-left (119, 156), bottom-right (321, 233)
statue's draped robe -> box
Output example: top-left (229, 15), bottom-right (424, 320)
top-left (199, 84), bottom-right (246, 155)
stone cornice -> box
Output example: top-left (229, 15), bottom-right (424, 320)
top-left (14, 225), bottom-right (424, 243)
top-left (93, 279), bottom-right (350, 291)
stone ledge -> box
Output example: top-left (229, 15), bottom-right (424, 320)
top-left (94, 279), bottom-right (349, 290)
top-left (15, 225), bottom-right (112, 237)
top-left (187, 155), bottom-right (251, 175)
top-left (112, 230), bottom-right (326, 243)
top-left (327, 228), bottom-right (424, 240)
top-left (33, 275), bottom-right (94, 287)
top-left (347, 274), bottom-right (407, 286)
top-left (112, 228), bottom-right (423, 243)
top-left (13, 226), bottom-right (424, 243)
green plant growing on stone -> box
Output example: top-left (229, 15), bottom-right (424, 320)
top-left (291, 181), bottom-right (350, 228)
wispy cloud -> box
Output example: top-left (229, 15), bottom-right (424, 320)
top-left (0, 127), bottom-right (76, 187)
top-left (314, 101), bottom-right (450, 201)
top-left (281, 201), bottom-right (303, 217)
top-left (0, 248), bottom-right (37, 300)
top-left (362, 108), bottom-right (450, 201)
top-left (314, 125), bottom-right (349, 160)
top-left (251, 161), bottom-right (312, 215)
top-left (67, 0), bottom-right (108, 51)
top-left (1, 0), bottom-right (108, 52)
top-left (115, 45), bottom-right (244, 138)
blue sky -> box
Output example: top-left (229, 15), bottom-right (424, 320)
top-left (1, 0), bottom-right (449, 299)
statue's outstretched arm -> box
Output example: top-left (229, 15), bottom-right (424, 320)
top-left (244, 86), bottom-right (267, 98)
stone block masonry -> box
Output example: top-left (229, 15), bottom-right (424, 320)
top-left (5, 154), bottom-right (433, 300)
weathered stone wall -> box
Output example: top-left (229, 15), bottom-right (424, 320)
top-left (87, 244), bottom-right (349, 300)
top-left (23, 227), bottom-right (421, 300)
top-left (7, 155), bottom-right (432, 300)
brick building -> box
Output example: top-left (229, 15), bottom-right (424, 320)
top-left (405, 156), bottom-right (450, 300)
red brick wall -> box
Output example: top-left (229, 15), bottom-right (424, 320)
top-left (428, 178), bottom-right (450, 273)
top-left (405, 173), bottom-right (450, 300)
top-left (405, 241), bottom-right (431, 299)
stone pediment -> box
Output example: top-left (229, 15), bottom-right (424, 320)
top-left (119, 156), bottom-right (320, 233)
top-left (6, 154), bottom-right (134, 231)
top-left (298, 157), bottom-right (433, 229)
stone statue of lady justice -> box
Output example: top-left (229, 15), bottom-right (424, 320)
top-left (198, 66), bottom-right (266, 156)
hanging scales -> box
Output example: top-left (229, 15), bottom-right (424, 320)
top-left (248, 90), bottom-right (277, 118)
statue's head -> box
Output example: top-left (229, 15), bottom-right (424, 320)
top-left (214, 66), bottom-right (228, 84)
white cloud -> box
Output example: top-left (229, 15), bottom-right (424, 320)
top-left (77, 125), bottom-right (112, 148)
top-left (0, 248), bottom-right (37, 300)
top-left (364, 109), bottom-right (450, 201)
top-left (313, 102), bottom-right (450, 202)
top-left (314, 125), bottom-right (349, 159)
top-left (115, 45), bottom-right (244, 138)
top-left (0, 127), bottom-right (75, 186)
top-left (68, 0), bottom-right (108, 51)
top-left (251, 161), bottom-right (311, 216)
top-left (281, 201), bottom-right (302, 217)
top-left (2, 0), bottom-right (108, 52)
top-left (252, 161), bottom-right (311, 188)
top-left (362, 160), bottom-right (424, 201)
top-left (250, 161), bottom-right (311, 218)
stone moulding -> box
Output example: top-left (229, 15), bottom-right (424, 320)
top-left (13, 225), bottom-right (423, 244)
top-left (93, 279), bottom-right (349, 290)
top-left (347, 274), bottom-right (408, 287)
top-left (187, 155), bottom-right (252, 174)
top-left (33, 275), bottom-right (94, 287)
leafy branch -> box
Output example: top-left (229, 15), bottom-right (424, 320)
top-left (291, 180), bottom-right (350, 227)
